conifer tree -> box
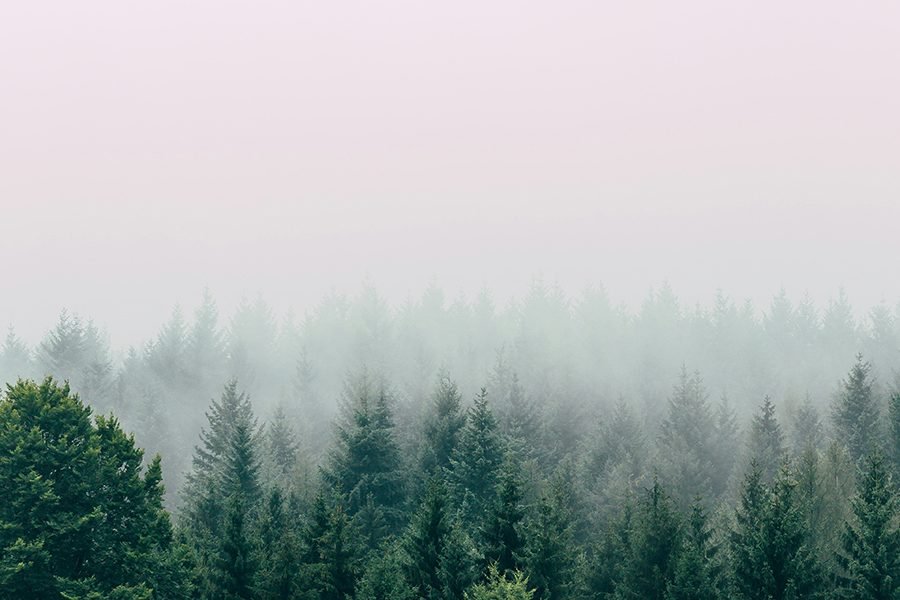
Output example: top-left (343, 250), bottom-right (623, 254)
top-left (523, 478), bottom-right (578, 600)
top-left (730, 462), bottom-right (821, 600)
top-left (421, 374), bottom-right (466, 476)
top-left (666, 502), bottom-right (721, 600)
top-left (791, 395), bottom-right (823, 454)
top-left (835, 451), bottom-right (900, 600)
top-left (888, 393), bottom-right (900, 476)
top-left (322, 374), bottom-right (405, 528)
top-left (450, 388), bottom-right (505, 523)
top-left (466, 565), bottom-right (535, 600)
top-left (483, 456), bottom-right (527, 574)
top-left (748, 396), bottom-right (786, 483)
top-left (658, 368), bottom-right (716, 507)
top-left (832, 355), bottom-right (881, 464)
top-left (615, 477), bottom-right (681, 600)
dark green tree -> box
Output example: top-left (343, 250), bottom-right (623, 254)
top-left (483, 456), bottom-right (527, 574)
top-left (321, 374), bottom-right (405, 529)
top-left (615, 477), bottom-right (682, 600)
top-left (730, 463), bottom-right (821, 600)
top-left (834, 451), bottom-right (900, 600)
top-left (450, 388), bottom-right (505, 524)
top-left (523, 478), bottom-right (579, 600)
top-left (665, 502), bottom-right (721, 600)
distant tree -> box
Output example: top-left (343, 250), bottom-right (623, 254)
top-left (791, 395), bottom-right (823, 454)
top-left (832, 355), bottom-right (881, 464)
top-left (265, 404), bottom-right (299, 481)
top-left (710, 394), bottom-right (739, 497)
top-left (0, 326), bottom-right (32, 382)
top-left (888, 393), bottom-right (900, 476)
top-left (834, 451), bottom-right (900, 600)
top-left (658, 368), bottom-right (716, 507)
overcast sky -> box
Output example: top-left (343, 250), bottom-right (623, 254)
top-left (1, 1), bottom-right (899, 347)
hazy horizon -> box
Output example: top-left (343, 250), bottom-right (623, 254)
top-left (2, 0), bottom-right (899, 346)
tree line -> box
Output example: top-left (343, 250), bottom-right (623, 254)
top-left (2, 354), bottom-right (900, 598)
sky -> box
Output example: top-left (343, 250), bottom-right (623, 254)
top-left (1, 1), bottom-right (899, 347)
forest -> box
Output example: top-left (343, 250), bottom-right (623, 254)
top-left (1, 283), bottom-right (899, 599)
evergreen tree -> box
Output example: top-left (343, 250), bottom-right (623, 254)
top-left (710, 394), bottom-right (739, 498)
top-left (217, 494), bottom-right (255, 600)
top-left (835, 451), bottom-right (900, 600)
top-left (483, 456), bottom-right (527, 574)
top-left (0, 378), bottom-right (188, 598)
top-left (0, 326), bottom-right (32, 382)
top-left (466, 565), bottom-right (535, 600)
top-left (523, 478), bottom-right (578, 600)
top-left (322, 374), bottom-right (405, 529)
top-left (888, 393), bottom-right (900, 476)
top-left (356, 546), bottom-right (417, 600)
top-left (450, 388), bottom-right (505, 524)
top-left (665, 502), bottom-right (721, 600)
top-left (832, 355), bottom-right (881, 464)
top-left (748, 396), bottom-right (786, 483)
top-left (300, 494), bottom-right (359, 600)
top-left (254, 488), bottom-right (301, 600)
top-left (421, 374), bottom-right (466, 476)
top-left (658, 368), bottom-right (716, 507)
top-left (791, 395), bottom-right (823, 454)
top-left (404, 478), bottom-right (476, 600)
top-left (730, 463), bottom-right (821, 600)
top-left (616, 477), bottom-right (682, 600)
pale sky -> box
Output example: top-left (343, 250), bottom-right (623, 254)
top-left (1, 1), bottom-right (899, 347)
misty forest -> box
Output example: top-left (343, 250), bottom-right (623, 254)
top-left (2, 283), bottom-right (900, 600)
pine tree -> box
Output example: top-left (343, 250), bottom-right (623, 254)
top-left (0, 378), bottom-right (188, 598)
top-left (421, 374), bottom-right (466, 476)
top-left (791, 395), bottom-right (823, 454)
top-left (466, 565), bottom-right (535, 600)
top-left (665, 502), bottom-right (721, 600)
top-left (748, 396), bottom-right (786, 483)
top-left (658, 368), bottom-right (716, 507)
top-left (356, 547), bottom-right (417, 600)
top-left (835, 451), bottom-right (900, 600)
top-left (832, 355), bottom-right (881, 464)
top-left (523, 478), bottom-right (578, 600)
top-left (217, 494), bottom-right (255, 600)
top-left (450, 388), bottom-right (505, 524)
top-left (404, 479), bottom-right (449, 597)
top-left (322, 374), bottom-right (405, 529)
top-left (710, 394), bottom-right (739, 498)
top-left (483, 456), bottom-right (527, 574)
top-left (0, 326), bottom-right (32, 382)
top-left (888, 393), bottom-right (900, 476)
top-left (729, 462), bottom-right (821, 600)
top-left (616, 477), bottom-right (681, 600)
top-left (265, 404), bottom-right (299, 482)
top-left (299, 494), bottom-right (359, 600)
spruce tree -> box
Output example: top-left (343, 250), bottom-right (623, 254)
top-left (748, 396), bottom-right (786, 483)
top-left (421, 374), bottom-right (467, 476)
top-left (616, 477), bottom-right (681, 600)
top-left (835, 451), bottom-right (900, 600)
top-left (523, 478), bottom-right (578, 600)
top-left (665, 502), bottom-right (721, 600)
top-left (483, 455), bottom-right (527, 574)
top-left (832, 355), bottom-right (881, 464)
top-left (450, 388), bottom-right (505, 524)
top-left (888, 393), bottom-right (900, 476)
top-left (658, 368), bottom-right (716, 508)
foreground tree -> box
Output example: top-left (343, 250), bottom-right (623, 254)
top-left (835, 451), bottom-right (900, 600)
top-left (0, 377), bottom-right (189, 599)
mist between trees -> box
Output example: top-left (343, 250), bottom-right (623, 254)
top-left (2, 282), bottom-right (900, 599)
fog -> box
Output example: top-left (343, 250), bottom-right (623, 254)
top-left (3, 3), bottom-right (900, 597)
top-left (2, 1), bottom-right (900, 347)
